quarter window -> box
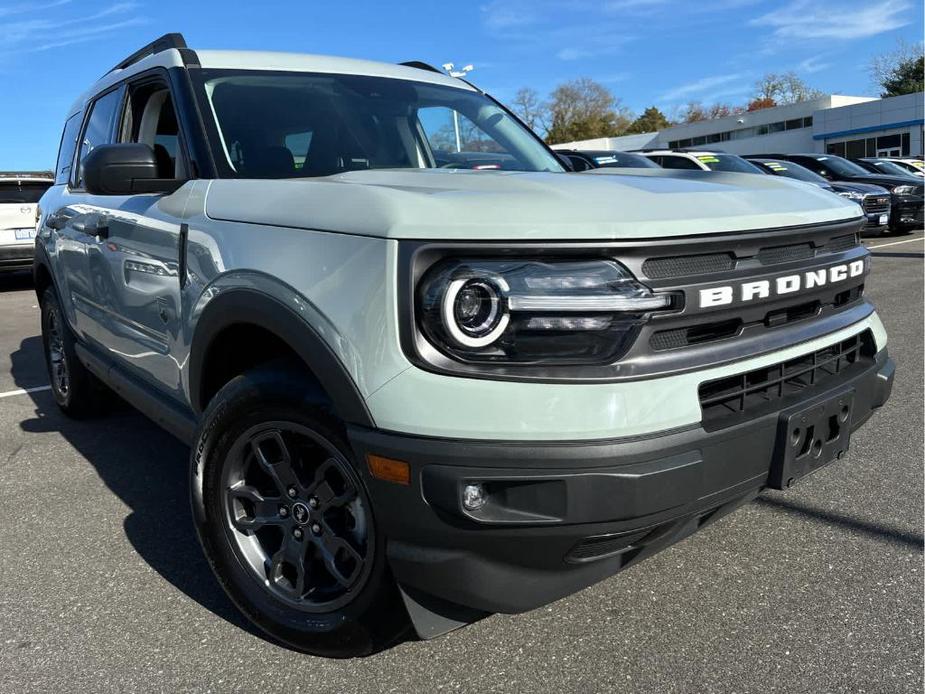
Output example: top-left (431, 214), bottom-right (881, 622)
top-left (75, 88), bottom-right (123, 188)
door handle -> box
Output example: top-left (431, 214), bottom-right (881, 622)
top-left (73, 219), bottom-right (109, 239)
top-left (46, 212), bottom-right (67, 230)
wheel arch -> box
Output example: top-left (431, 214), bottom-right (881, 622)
top-left (188, 288), bottom-right (374, 428)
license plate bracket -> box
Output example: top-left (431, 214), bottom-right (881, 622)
top-left (768, 389), bottom-right (854, 490)
top-left (14, 228), bottom-right (35, 240)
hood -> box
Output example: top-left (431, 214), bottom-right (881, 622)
top-left (841, 173), bottom-right (924, 191)
top-left (830, 181), bottom-right (891, 195)
top-left (204, 168), bottom-right (861, 241)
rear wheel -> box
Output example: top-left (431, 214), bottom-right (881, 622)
top-left (191, 365), bottom-right (410, 657)
top-left (40, 287), bottom-right (108, 417)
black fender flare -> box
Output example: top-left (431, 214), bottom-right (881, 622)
top-left (187, 288), bottom-right (375, 428)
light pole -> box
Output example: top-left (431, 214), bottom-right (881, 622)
top-left (442, 62), bottom-right (474, 153)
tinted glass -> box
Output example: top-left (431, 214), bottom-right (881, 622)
top-left (55, 114), bottom-right (81, 185)
top-left (195, 70), bottom-right (562, 177)
top-left (813, 156), bottom-right (873, 177)
top-left (865, 160), bottom-right (918, 178)
top-left (0, 181), bottom-right (52, 203)
top-left (590, 152), bottom-right (659, 169)
top-left (658, 155), bottom-right (701, 170)
top-left (695, 154), bottom-right (763, 173)
top-left (755, 159), bottom-right (828, 185)
top-left (76, 89), bottom-right (122, 187)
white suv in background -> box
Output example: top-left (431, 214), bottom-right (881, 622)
top-left (0, 173), bottom-right (53, 272)
top-left (635, 149), bottom-right (765, 173)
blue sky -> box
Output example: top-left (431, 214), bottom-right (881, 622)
top-left (1, 0), bottom-right (922, 169)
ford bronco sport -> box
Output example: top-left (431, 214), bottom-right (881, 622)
top-left (35, 34), bottom-right (895, 657)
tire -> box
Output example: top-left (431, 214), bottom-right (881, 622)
top-left (40, 287), bottom-right (108, 417)
top-left (190, 364), bottom-right (410, 657)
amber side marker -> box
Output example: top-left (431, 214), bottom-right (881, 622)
top-left (366, 454), bottom-right (411, 486)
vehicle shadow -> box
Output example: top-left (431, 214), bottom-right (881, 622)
top-left (0, 270), bottom-right (35, 293)
top-left (9, 335), bottom-right (261, 642)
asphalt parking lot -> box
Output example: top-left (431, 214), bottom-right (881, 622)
top-left (0, 232), bottom-right (921, 694)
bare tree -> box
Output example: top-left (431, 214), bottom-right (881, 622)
top-left (510, 87), bottom-right (547, 135)
top-left (754, 72), bottom-right (823, 105)
top-left (869, 40), bottom-right (925, 97)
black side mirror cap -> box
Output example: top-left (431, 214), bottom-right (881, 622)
top-left (82, 143), bottom-right (185, 195)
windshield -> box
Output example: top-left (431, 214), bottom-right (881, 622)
top-left (759, 160), bottom-right (828, 185)
top-left (866, 160), bottom-right (918, 178)
top-left (588, 152), bottom-right (659, 169)
top-left (814, 156), bottom-right (870, 177)
top-left (693, 153), bottom-right (763, 173)
top-left (193, 69), bottom-right (563, 178)
top-left (0, 181), bottom-right (51, 204)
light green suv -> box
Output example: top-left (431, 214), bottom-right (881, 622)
top-left (34, 34), bottom-right (895, 657)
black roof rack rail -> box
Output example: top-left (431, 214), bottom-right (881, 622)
top-left (399, 60), bottom-right (443, 74)
top-left (106, 33), bottom-right (188, 75)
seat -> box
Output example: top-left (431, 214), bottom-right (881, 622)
top-left (243, 146), bottom-right (296, 178)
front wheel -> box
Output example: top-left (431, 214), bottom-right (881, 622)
top-left (190, 365), bottom-right (410, 657)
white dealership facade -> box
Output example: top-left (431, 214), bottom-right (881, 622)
top-left (553, 92), bottom-right (925, 158)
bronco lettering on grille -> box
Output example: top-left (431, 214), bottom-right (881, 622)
top-left (698, 260), bottom-right (866, 308)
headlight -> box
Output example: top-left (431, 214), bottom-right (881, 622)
top-left (417, 258), bottom-right (672, 364)
top-left (837, 191), bottom-right (865, 201)
top-left (892, 185), bottom-right (919, 196)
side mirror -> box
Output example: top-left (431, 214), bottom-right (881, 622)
top-left (82, 143), bottom-right (185, 195)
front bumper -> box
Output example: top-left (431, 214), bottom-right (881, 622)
top-left (0, 243), bottom-right (35, 271)
top-left (891, 198), bottom-right (924, 229)
top-left (349, 349), bottom-right (893, 624)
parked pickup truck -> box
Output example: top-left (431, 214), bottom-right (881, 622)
top-left (35, 34), bottom-right (895, 657)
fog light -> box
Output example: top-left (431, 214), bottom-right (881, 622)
top-left (462, 483), bottom-right (486, 511)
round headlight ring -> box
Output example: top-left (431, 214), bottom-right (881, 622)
top-left (441, 276), bottom-right (510, 348)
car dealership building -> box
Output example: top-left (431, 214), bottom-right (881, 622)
top-left (554, 91), bottom-right (925, 158)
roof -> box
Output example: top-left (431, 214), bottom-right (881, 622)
top-left (69, 42), bottom-right (475, 115)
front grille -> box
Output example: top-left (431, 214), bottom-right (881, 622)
top-left (698, 330), bottom-right (874, 425)
top-left (756, 242), bottom-right (814, 265)
top-left (863, 196), bottom-right (891, 214)
top-left (651, 319), bottom-right (742, 350)
top-left (642, 253), bottom-right (734, 279)
top-left (641, 233), bottom-right (860, 280)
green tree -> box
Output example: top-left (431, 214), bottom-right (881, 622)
top-left (545, 78), bottom-right (631, 144)
top-left (870, 41), bottom-right (925, 97)
top-left (625, 106), bottom-right (671, 134)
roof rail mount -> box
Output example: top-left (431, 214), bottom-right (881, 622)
top-left (399, 60), bottom-right (443, 74)
top-left (107, 32), bottom-right (187, 75)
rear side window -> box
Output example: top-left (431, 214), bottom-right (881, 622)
top-left (0, 181), bottom-right (52, 203)
top-left (75, 88), bottom-right (123, 188)
top-left (55, 114), bottom-right (82, 185)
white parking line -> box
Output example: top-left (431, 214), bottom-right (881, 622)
top-left (0, 385), bottom-right (51, 399)
top-left (867, 236), bottom-right (925, 250)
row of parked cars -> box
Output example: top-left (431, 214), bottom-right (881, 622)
top-left (556, 148), bottom-right (925, 235)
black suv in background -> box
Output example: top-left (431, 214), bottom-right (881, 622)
top-left (763, 153), bottom-right (923, 233)
top-left (556, 149), bottom-right (659, 172)
top-left (745, 157), bottom-right (891, 234)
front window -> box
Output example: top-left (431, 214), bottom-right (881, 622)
top-left (813, 156), bottom-right (870, 177)
top-left (0, 181), bottom-right (52, 203)
top-left (694, 154), bottom-right (763, 174)
top-left (193, 70), bottom-right (562, 178)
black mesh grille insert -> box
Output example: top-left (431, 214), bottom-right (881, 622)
top-left (641, 253), bottom-right (734, 279)
top-left (651, 319), bottom-right (742, 350)
top-left (698, 330), bottom-right (874, 425)
top-left (827, 233), bottom-right (860, 252)
top-left (756, 242), bottom-right (814, 265)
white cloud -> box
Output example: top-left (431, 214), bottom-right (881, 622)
top-left (659, 73), bottom-right (746, 101)
top-left (0, 2), bottom-right (146, 52)
top-left (797, 55), bottom-right (832, 74)
top-left (751, 0), bottom-right (912, 40)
